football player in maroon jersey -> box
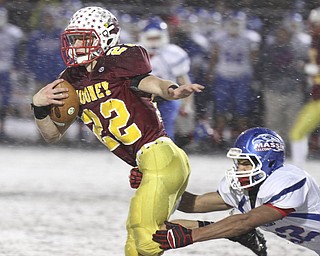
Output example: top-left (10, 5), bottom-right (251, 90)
top-left (31, 6), bottom-right (204, 256)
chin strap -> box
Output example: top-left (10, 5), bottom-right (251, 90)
top-left (248, 183), bottom-right (262, 209)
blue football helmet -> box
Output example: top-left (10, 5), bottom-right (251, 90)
top-left (226, 127), bottom-right (285, 190)
top-left (139, 16), bottom-right (169, 55)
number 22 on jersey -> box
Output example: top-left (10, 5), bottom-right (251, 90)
top-left (81, 99), bottom-right (142, 151)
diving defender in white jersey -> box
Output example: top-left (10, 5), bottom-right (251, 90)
top-left (152, 127), bottom-right (320, 255)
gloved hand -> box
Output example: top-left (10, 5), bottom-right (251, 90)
top-left (229, 229), bottom-right (267, 256)
top-left (197, 220), bottom-right (267, 255)
top-left (152, 221), bottom-right (193, 250)
top-left (129, 167), bottom-right (142, 189)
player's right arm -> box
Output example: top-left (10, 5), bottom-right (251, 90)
top-left (137, 75), bottom-right (204, 101)
top-left (32, 79), bottom-right (69, 143)
top-left (178, 191), bottom-right (232, 213)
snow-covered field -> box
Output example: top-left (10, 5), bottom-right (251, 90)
top-left (0, 145), bottom-right (318, 256)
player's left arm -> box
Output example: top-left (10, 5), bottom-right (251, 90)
top-left (178, 191), bottom-right (232, 213)
top-left (191, 204), bottom-right (283, 242)
top-left (137, 74), bottom-right (204, 100)
top-left (176, 74), bottom-right (194, 116)
top-left (160, 218), bottom-right (268, 256)
top-left (153, 204), bottom-right (283, 250)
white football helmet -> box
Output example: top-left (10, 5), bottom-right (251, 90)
top-left (60, 6), bottom-right (121, 66)
top-left (309, 7), bottom-right (320, 23)
top-left (139, 16), bottom-right (169, 55)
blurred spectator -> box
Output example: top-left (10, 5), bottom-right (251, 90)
top-left (238, 0), bottom-right (264, 33)
top-left (261, 24), bottom-right (309, 147)
top-left (28, 0), bottom-right (82, 31)
top-left (25, 5), bottom-right (65, 91)
top-left (0, 7), bottom-right (23, 140)
top-left (138, 16), bottom-right (193, 144)
top-left (290, 7), bottom-right (320, 168)
top-left (206, 10), bottom-right (261, 148)
top-left (28, 0), bottom-right (59, 31)
top-left (171, 9), bottom-right (223, 151)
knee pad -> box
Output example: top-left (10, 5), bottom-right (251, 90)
top-left (129, 226), bottom-right (163, 256)
top-left (136, 236), bottom-right (163, 256)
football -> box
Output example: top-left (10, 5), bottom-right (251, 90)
top-left (50, 80), bottom-right (80, 126)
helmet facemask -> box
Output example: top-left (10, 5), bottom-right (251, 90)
top-left (226, 148), bottom-right (267, 190)
top-left (60, 6), bottom-right (121, 67)
top-left (61, 29), bottom-right (103, 66)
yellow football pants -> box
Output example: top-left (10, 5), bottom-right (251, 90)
top-left (290, 100), bottom-right (320, 141)
top-left (125, 137), bottom-right (190, 256)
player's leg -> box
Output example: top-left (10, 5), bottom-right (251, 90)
top-left (212, 75), bottom-right (231, 146)
top-left (232, 75), bottom-right (252, 138)
top-left (125, 226), bottom-right (139, 256)
top-left (125, 139), bottom-right (190, 256)
top-left (289, 100), bottom-right (320, 168)
top-left (0, 73), bottom-right (11, 137)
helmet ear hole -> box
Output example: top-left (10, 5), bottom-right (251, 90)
top-left (106, 38), bottom-right (114, 47)
top-left (268, 160), bottom-right (276, 168)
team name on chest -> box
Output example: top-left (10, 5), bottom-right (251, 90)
top-left (76, 81), bottom-right (111, 105)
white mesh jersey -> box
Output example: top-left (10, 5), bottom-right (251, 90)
top-left (148, 44), bottom-right (190, 82)
top-left (213, 30), bottom-right (259, 78)
top-left (218, 164), bottom-right (320, 254)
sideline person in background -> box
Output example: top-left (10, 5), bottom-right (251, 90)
top-left (206, 11), bottom-right (260, 148)
top-left (0, 7), bottom-right (23, 140)
top-left (31, 6), bottom-right (204, 256)
top-left (25, 5), bottom-right (65, 93)
top-left (261, 22), bottom-right (308, 146)
top-left (139, 16), bottom-right (194, 143)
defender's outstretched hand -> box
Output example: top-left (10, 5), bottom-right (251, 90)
top-left (229, 229), bottom-right (267, 256)
top-left (152, 221), bottom-right (193, 250)
top-left (197, 220), bottom-right (267, 255)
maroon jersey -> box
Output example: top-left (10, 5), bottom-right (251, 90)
top-left (60, 44), bottom-right (167, 166)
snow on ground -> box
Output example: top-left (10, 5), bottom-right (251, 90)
top-left (0, 145), bottom-right (318, 256)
